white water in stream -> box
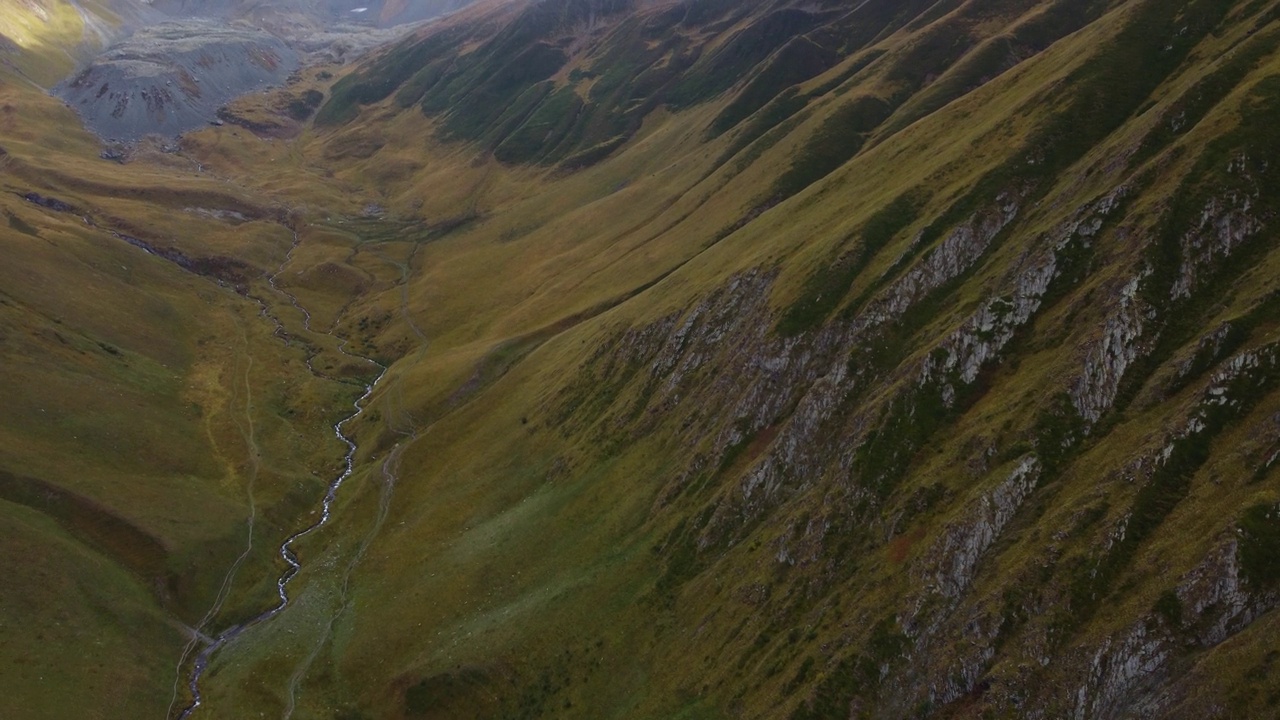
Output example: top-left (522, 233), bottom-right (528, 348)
top-left (173, 234), bottom-right (387, 719)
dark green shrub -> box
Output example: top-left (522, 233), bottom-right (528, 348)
top-left (769, 95), bottom-right (891, 201)
top-left (1239, 503), bottom-right (1280, 587)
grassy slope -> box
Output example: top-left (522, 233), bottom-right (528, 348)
top-left (156, 0), bottom-right (1280, 717)
top-left (0, 0), bottom-right (93, 86)
top-left (9, 0), bottom-right (1280, 718)
top-left (0, 72), bottom-right (355, 718)
top-left (322, 2), bottom-right (1280, 719)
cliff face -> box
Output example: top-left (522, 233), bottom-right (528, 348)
top-left (542, 170), bottom-right (1279, 717)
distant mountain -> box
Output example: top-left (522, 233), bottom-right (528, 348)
top-left (5, 0), bottom-right (478, 139)
top-left (149, 0), bottom-right (479, 29)
top-left (55, 21), bottom-right (298, 142)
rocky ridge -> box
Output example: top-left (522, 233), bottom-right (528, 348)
top-left (56, 21), bottom-right (298, 141)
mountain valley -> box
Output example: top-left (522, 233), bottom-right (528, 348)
top-left (3, 0), bottom-right (1280, 718)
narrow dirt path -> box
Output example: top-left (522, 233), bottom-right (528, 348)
top-left (166, 317), bottom-right (260, 719)
top-left (281, 369), bottom-right (405, 720)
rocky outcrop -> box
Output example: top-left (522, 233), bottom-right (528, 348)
top-left (561, 193), bottom-right (1034, 553)
top-left (1171, 155), bottom-right (1268, 300)
top-left (923, 188), bottom-right (1126, 400)
top-left (56, 21), bottom-right (298, 141)
top-left (539, 32), bottom-right (1280, 713)
top-left (1071, 268), bottom-right (1156, 424)
top-left (571, 187), bottom-right (1151, 562)
top-left (1069, 623), bottom-right (1171, 720)
top-left (1058, 528), bottom-right (1278, 720)
top-left (1176, 538), bottom-right (1274, 648)
top-left (925, 456), bottom-right (1040, 601)
top-left (871, 191), bottom-right (1022, 324)
top-left (599, 171), bottom-right (1276, 717)
top-left (1045, 343), bottom-right (1280, 718)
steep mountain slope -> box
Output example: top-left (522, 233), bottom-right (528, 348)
top-left (257, 0), bottom-right (1280, 717)
top-left (6, 0), bottom-right (1280, 718)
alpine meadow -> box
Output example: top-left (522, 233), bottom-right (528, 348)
top-left (4, 0), bottom-right (1280, 718)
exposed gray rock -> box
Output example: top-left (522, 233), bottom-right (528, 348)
top-left (740, 196), bottom-right (1026, 504)
top-left (1049, 344), bottom-right (1280, 718)
top-left (1070, 624), bottom-right (1171, 720)
top-left (582, 194), bottom-right (1032, 544)
top-left (1058, 528), bottom-right (1279, 720)
top-left (1177, 538), bottom-right (1272, 647)
top-left (871, 191), bottom-right (1021, 324)
top-left (544, 101), bottom-right (1280, 719)
top-left (927, 456), bottom-right (1040, 600)
top-left (1071, 268), bottom-right (1156, 424)
top-left (1173, 322), bottom-right (1235, 382)
top-left (1070, 153), bottom-right (1269, 424)
top-left (923, 187), bottom-right (1125, 397)
top-left (1171, 160), bottom-right (1266, 300)
top-left (56, 21), bottom-right (298, 141)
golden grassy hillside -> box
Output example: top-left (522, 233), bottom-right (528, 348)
top-left (7, 0), bottom-right (1280, 718)
top-left (0, 69), bottom-right (358, 720)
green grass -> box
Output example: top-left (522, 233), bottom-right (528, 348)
top-left (317, 29), bottom-right (468, 126)
top-left (708, 37), bottom-right (838, 136)
top-left (776, 189), bottom-right (926, 337)
top-left (1239, 503), bottom-right (1280, 587)
top-left (666, 8), bottom-right (824, 109)
top-left (10, 0), bottom-right (1280, 718)
top-left (769, 95), bottom-right (891, 202)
